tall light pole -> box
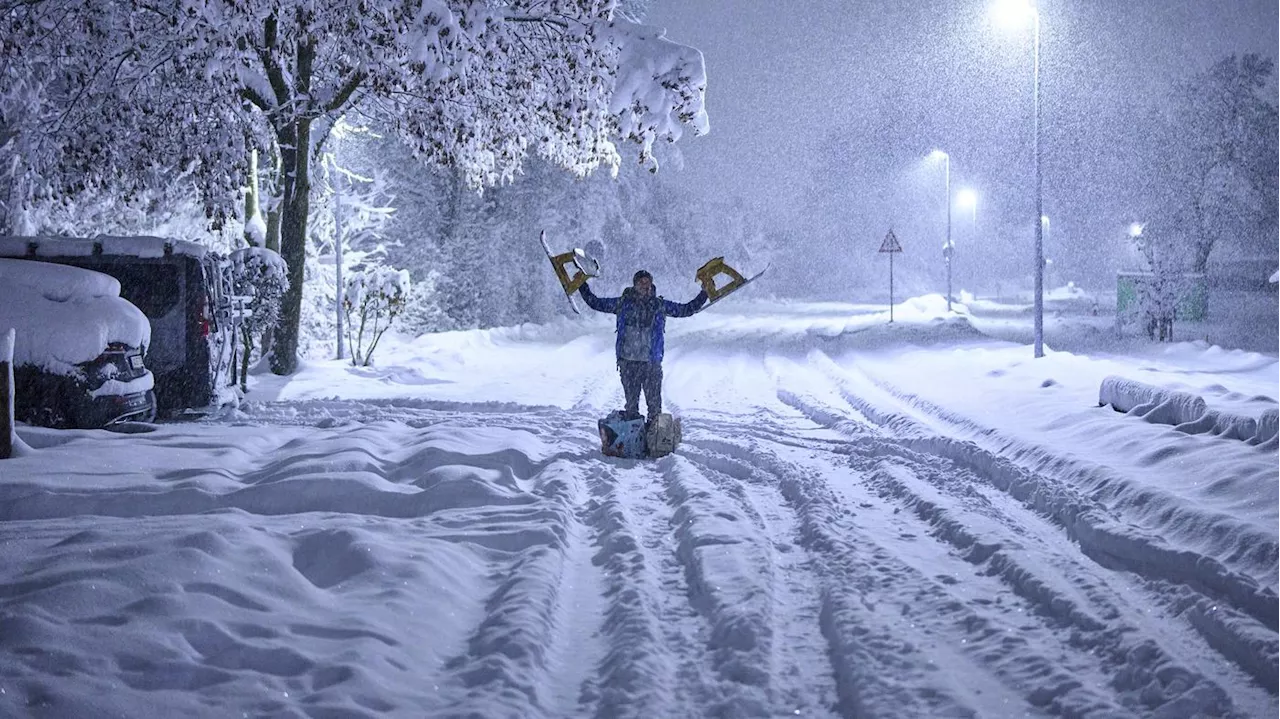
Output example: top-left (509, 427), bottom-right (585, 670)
top-left (929, 149), bottom-right (953, 311)
top-left (1041, 215), bottom-right (1050, 289)
top-left (993, 0), bottom-right (1044, 357)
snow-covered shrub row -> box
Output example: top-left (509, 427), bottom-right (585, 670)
top-left (1098, 376), bottom-right (1208, 427)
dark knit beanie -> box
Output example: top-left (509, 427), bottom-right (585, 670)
top-left (632, 269), bottom-right (653, 284)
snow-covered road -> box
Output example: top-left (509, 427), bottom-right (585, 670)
top-left (2, 298), bottom-right (1276, 717)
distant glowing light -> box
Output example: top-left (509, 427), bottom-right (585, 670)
top-left (992, 0), bottom-right (1037, 29)
top-left (956, 188), bottom-right (978, 209)
top-left (928, 149), bottom-right (949, 161)
top-left (1128, 222), bottom-right (1144, 238)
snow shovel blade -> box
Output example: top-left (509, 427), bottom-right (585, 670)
top-left (696, 257), bottom-right (768, 304)
top-left (540, 231), bottom-right (601, 314)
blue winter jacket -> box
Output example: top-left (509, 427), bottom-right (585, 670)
top-left (579, 282), bottom-right (708, 364)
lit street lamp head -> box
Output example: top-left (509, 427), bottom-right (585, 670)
top-left (928, 149), bottom-right (949, 161)
top-left (992, 0), bottom-right (1037, 28)
top-left (1128, 222), bottom-right (1144, 238)
top-left (956, 188), bottom-right (978, 210)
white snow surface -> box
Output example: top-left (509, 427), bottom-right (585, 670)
top-left (0, 259), bottom-right (151, 370)
top-left (2, 295), bottom-right (1276, 718)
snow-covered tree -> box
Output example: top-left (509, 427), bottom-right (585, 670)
top-left (1157, 54), bottom-right (1278, 273)
top-left (2, 0), bottom-right (709, 374)
top-left (1130, 224), bottom-right (1185, 342)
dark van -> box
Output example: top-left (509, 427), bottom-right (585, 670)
top-left (0, 236), bottom-right (239, 415)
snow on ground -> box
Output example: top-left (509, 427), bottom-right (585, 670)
top-left (1, 292), bottom-right (1276, 718)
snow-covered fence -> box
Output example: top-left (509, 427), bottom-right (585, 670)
top-left (1, 328), bottom-right (12, 459)
top-left (1099, 376), bottom-right (1208, 426)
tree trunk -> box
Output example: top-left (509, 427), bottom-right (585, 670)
top-left (269, 118), bottom-right (313, 375)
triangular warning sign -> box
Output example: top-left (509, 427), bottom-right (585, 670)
top-left (879, 229), bottom-right (903, 253)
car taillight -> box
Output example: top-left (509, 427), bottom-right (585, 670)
top-left (197, 292), bottom-right (210, 338)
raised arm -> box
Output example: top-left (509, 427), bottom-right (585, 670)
top-left (578, 282), bottom-right (622, 314)
top-left (664, 290), bottom-right (709, 318)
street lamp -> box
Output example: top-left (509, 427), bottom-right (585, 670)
top-left (928, 149), bottom-right (953, 311)
top-left (956, 188), bottom-right (978, 227)
top-left (992, 0), bottom-right (1044, 357)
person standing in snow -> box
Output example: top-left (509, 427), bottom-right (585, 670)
top-left (579, 270), bottom-right (708, 423)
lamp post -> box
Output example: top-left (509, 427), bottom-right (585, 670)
top-left (1041, 214), bottom-right (1050, 286)
top-left (993, 0), bottom-right (1044, 357)
top-left (929, 149), bottom-right (953, 311)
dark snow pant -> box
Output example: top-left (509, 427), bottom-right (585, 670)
top-left (619, 360), bottom-right (662, 420)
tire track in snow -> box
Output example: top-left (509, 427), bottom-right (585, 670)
top-left (798, 350), bottom-right (1280, 695)
top-left (668, 445), bottom-right (843, 717)
top-left (575, 459), bottom-right (683, 719)
top-left (762, 365), bottom-right (1274, 711)
top-left (683, 428), bottom-right (1059, 717)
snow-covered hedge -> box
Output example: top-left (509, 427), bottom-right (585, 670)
top-left (0, 259), bottom-right (150, 373)
top-left (1099, 376), bottom-right (1208, 426)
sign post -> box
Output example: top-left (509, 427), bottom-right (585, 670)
top-left (879, 229), bottom-right (903, 322)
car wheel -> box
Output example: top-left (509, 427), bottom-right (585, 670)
top-left (142, 391), bottom-right (158, 423)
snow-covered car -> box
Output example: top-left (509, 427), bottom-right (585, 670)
top-left (0, 236), bottom-right (239, 415)
top-left (0, 258), bottom-right (156, 428)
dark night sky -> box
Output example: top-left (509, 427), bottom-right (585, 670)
top-left (645, 0), bottom-right (1278, 293)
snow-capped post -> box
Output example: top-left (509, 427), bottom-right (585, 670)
top-left (1, 328), bottom-right (13, 460)
top-left (879, 229), bottom-right (903, 323)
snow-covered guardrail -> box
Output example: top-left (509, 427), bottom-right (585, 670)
top-left (1098, 376), bottom-right (1207, 426)
top-left (1, 327), bottom-right (12, 459)
top-left (1099, 375), bottom-right (1277, 445)
top-left (1253, 409), bottom-right (1279, 445)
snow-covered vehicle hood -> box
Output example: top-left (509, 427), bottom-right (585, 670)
top-left (0, 258), bottom-right (151, 371)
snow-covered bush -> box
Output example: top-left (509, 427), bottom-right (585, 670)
top-left (343, 266), bottom-right (410, 367)
top-left (229, 247), bottom-right (287, 390)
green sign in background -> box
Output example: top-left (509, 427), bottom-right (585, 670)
top-left (1116, 272), bottom-right (1208, 321)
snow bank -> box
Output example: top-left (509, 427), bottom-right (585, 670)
top-left (0, 260), bottom-right (150, 370)
top-left (1099, 376), bottom-right (1208, 426)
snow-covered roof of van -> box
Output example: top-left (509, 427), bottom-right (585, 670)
top-left (0, 235), bottom-right (209, 259)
